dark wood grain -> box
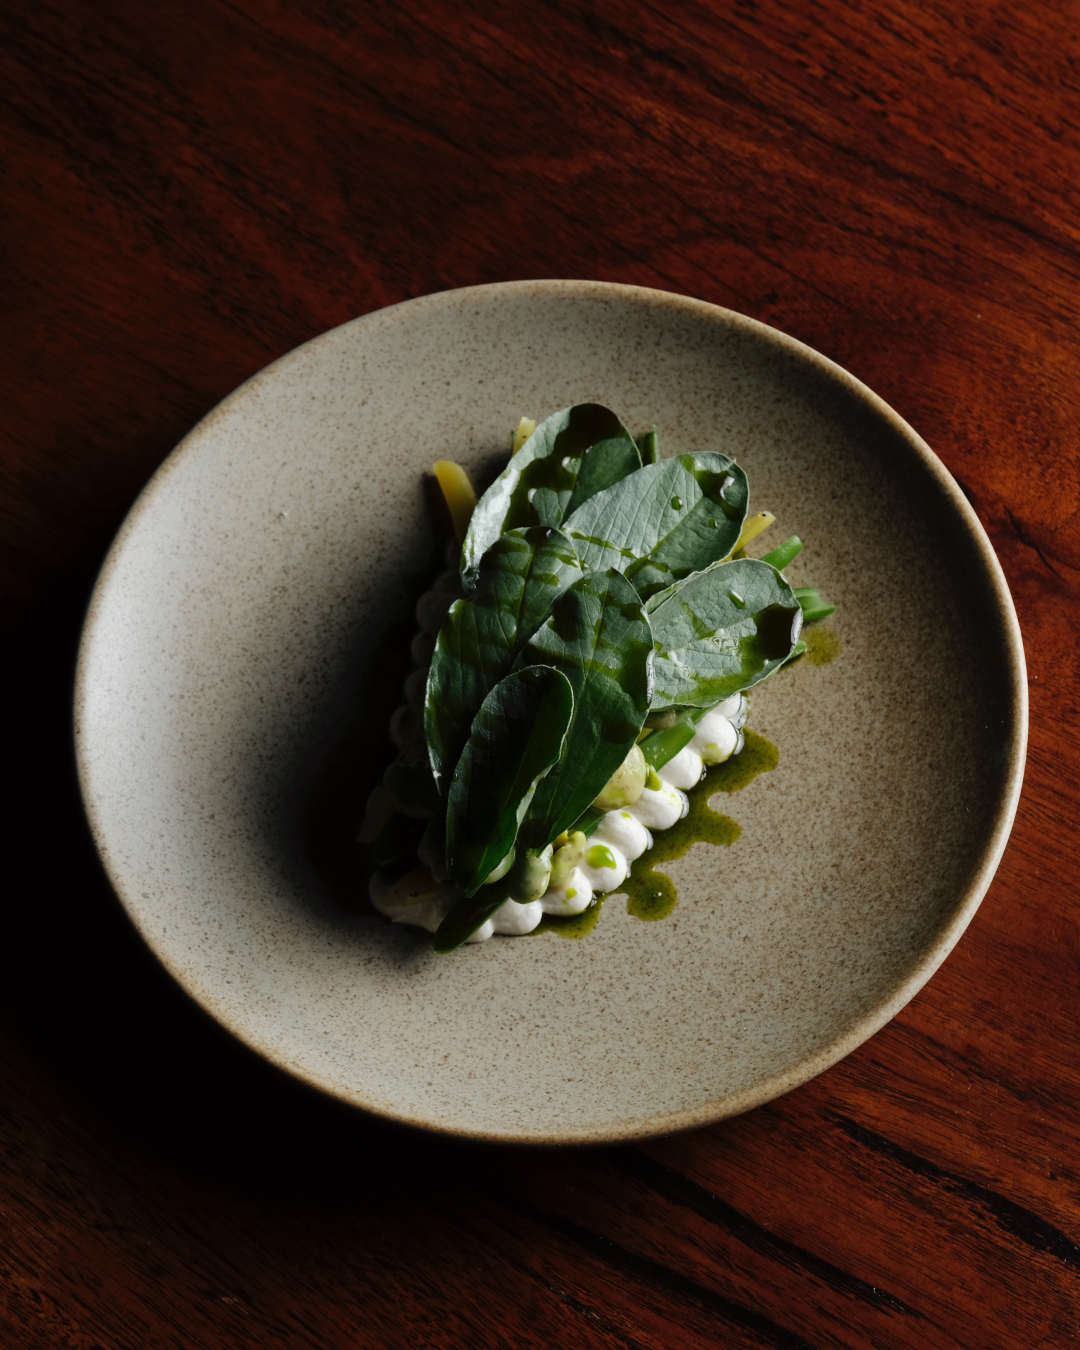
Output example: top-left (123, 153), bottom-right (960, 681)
top-left (2, 1), bottom-right (1078, 1346)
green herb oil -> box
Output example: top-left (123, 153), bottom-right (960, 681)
top-left (704, 727), bottom-right (779, 793)
top-left (618, 775), bottom-right (741, 921)
top-left (534, 730), bottom-right (778, 938)
top-left (804, 625), bottom-right (841, 665)
top-left (534, 902), bottom-right (604, 940)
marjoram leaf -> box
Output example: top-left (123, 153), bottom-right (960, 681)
top-left (515, 568), bottom-right (654, 846)
top-left (461, 404), bottom-right (640, 588)
top-left (445, 665), bottom-right (574, 896)
top-left (561, 452), bottom-right (750, 600)
top-left (647, 557), bottom-right (803, 710)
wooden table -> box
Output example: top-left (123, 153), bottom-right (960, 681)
top-left (3, 3), bottom-right (1077, 1345)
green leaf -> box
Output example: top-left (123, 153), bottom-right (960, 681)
top-left (515, 569), bottom-right (654, 847)
top-left (561, 453), bottom-right (750, 600)
top-left (636, 427), bottom-right (660, 465)
top-left (569, 711), bottom-right (696, 840)
top-left (563, 436), bottom-right (642, 518)
top-left (424, 527), bottom-right (584, 795)
top-left (461, 404), bottom-right (640, 588)
top-left (382, 744), bottom-right (441, 817)
top-left (646, 557), bottom-right (803, 711)
top-left (505, 527), bottom-right (586, 647)
top-left (445, 665), bottom-right (574, 897)
top-left (433, 878), bottom-right (515, 955)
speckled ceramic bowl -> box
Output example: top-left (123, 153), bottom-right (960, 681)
top-left (75, 281), bottom-right (1026, 1144)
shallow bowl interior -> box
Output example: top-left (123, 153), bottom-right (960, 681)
top-left (75, 281), bottom-right (1026, 1144)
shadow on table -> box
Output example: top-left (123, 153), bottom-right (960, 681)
top-left (0, 552), bottom-right (563, 1208)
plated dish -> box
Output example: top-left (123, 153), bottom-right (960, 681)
top-left (366, 401), bottom-right (833, 951)
top-left (75, 281), bottom-right (1026, 1144)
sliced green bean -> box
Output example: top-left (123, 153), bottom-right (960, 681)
top-left (760, 535), bottom-right (802, 570)
top-left (639, 710), bottom-right (696, 767)
top-left (793, 587), bottom-right (835, 623)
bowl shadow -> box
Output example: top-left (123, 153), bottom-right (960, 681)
top-left (2, 551), bottom-right (554, 1204)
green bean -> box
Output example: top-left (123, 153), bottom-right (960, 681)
top-left (508, 847), bottom-right (553, 901)
top-left (760, 535), bottom-right (802, 570)
top-left (639, 711), bottom-right (696, 767)
top-left (793, 587), bottom-right (835, 623)
top-left (548, 833), bottom-right (586, 887)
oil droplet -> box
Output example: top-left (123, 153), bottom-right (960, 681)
top-left (586, 844), bottom-right (617, 870)
top-left (804, 625), bottom-right (842, 665)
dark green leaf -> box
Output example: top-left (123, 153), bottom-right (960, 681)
top-left (646, 557), bottom-right (803, 710)
top-left (433, 878), bottom-right (515, 955)
top-left (461, 404), bottom-right (639, 587)
top-left (424, 597), bottom-right (502, 799)
top-left (445, 665), bottom-right (574, 896)
top-left (382, 747), bottom-right (440, 817)
top-left (636, 427), bottom-right (660, 465)
top-left (424, 527), bottom-right (583, 795)
top-left (562, 453), bottom-right (750, 600)
top-left (515, 569), bottom-right (654, 847)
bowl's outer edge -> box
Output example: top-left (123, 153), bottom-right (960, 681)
top-left (73, 279), bottom-right (1029, 1145)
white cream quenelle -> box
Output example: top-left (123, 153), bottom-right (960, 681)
top-left (367, 582), bottom-right (747, 941)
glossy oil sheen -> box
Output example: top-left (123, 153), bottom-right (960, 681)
top-left (805, 625), bottom-right (842, 665)
top-left (619, 731), bottom-right (774, 920)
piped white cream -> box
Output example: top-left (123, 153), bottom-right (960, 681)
top-left (368, 677), bottom-right (743, 941)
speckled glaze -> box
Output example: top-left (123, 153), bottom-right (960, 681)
top-left (74, 281), bottom-right (1027, 1144)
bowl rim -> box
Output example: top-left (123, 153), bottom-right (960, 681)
top-left (74, 278), bottom-right (1029, 1144)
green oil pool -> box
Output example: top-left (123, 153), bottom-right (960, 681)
top-left (534, 902), bottom-right (603, 940)
top-left (804, 625), bottom-right (841, 665)
top-left (536, 730), bottom-right (778, 938)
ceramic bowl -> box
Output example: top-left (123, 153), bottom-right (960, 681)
top-left (75, 281), bottom-right (1026, 1144)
